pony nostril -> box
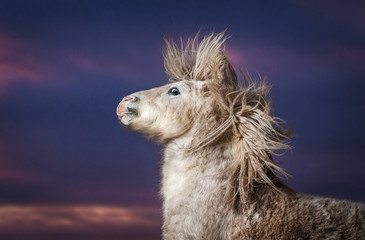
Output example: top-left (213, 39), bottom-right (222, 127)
top-left (123, 96), bottom-right (133, 102)
top-left (123, 95), bottom-right (138, 102)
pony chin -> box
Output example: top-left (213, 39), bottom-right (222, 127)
top-left (119, 114), bottom-right (133, 125)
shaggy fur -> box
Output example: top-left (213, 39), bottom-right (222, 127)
top-left (117, 32), bottom-right (365, 239)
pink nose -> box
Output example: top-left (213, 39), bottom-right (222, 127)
top-left (116, 95), bottom-right (137, 116)
top-left (123, 96), bottom-right (136, 102)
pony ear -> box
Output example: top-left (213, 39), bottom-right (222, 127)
top-left (163, 31), bottom-right (238, 89)
top-left (191, 32), bottom-right (238, 89)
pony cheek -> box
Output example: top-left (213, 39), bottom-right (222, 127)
top-left (149, 110), bottom-right (192, 142)
top-left (140, 106), bottom-right (159, 124)
top-left (125, 105), bottom-right (156, 130)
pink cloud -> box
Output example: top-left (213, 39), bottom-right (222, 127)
top-left (0, 204), bottom-right (161, 231)
top-left (225, 48), bottom-right (245, 67)
top-left (0, 169), bottom-right (30, 181)
top-left (0, 33), bottom-right (147, 96)
top-left (0, 141), bottom-right (37, 182)
top-left (0, 62), bottom-right (40, 81)
top-left (0, 34), bottom-right (47, 94)
top-left (226, 45), bottom-right (311, 79)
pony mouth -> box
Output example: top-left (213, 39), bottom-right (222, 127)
top-left (126, 106), bottom-right (138, 115)
top-left (117, 106), bottom-right (138, 125)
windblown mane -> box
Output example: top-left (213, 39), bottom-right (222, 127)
top-left (163, 32), bottom-right (292, 208)
top-left (163, 31), bottom-right (238, 88)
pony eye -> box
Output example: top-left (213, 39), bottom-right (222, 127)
top-left (167, 87), bottom-right (181, 96)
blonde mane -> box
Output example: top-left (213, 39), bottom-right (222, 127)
top-left (163, 31), bottom-right (238, 87)
top-left (163, 32), bottom-right (292, 207)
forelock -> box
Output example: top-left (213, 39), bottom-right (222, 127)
top-left (163, 31), bottom-right (238, 89)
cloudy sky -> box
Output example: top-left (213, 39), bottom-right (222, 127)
top-left (0, 0), bottom-right (364, 239)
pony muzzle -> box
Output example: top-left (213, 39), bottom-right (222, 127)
top-left (117, 95), bottom-right (139, 125)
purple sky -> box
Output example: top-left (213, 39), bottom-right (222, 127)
top-left (0, 0), bottom-right (364, 239)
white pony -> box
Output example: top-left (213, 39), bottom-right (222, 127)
top-left (117, 32), bottom-right (365, 239)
